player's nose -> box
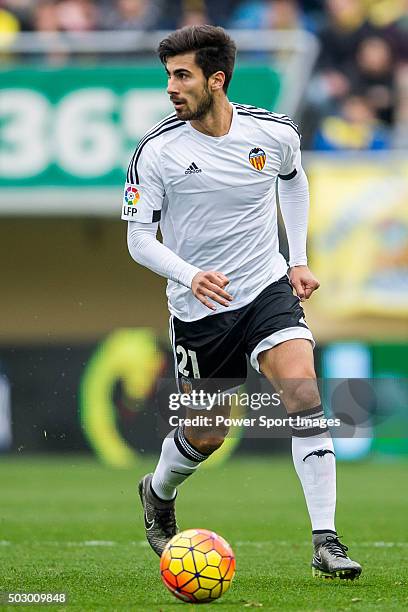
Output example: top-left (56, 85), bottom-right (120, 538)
top-left (167, 76), bottom-right (179, 96)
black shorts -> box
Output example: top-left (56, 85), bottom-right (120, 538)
top-left (170, 276), bottom-right (314, 392)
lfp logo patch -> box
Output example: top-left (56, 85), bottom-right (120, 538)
top-left (249, 147), bottom-right (266, 171)
top-left (122, 185), bottom-right (141, 219)
top-left (125, 186), bottom-right (140, 206)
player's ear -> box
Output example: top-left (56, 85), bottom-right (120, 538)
top-left (209, 71), bottom-right (225, 92)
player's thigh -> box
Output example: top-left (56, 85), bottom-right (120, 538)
top-left (259, 339), bottom-right (320, 413)
top-left (170, 312), bottom-right (247, 393)
top-left (242, 278), bottom-right (319, 413)
top-left (258, 337), bottom-right (316, 380)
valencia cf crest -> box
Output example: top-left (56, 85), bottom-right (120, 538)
top-left (249, 147), bottom-right (266, 171)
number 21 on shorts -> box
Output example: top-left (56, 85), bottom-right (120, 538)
top-left (176, 345), bottom-right (201, 378)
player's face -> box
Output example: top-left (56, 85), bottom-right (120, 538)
top-left (166, 53), bottom-right (214, 121)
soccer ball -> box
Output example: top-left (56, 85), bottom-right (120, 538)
top-left (160, 528), bottom-right (236, 603)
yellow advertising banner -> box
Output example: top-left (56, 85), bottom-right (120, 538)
top-left (307, 155), bottom-right (408, 317)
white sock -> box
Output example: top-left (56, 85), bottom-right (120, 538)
top-left (291, 406), bottom-right (336, 532)
top-left (151, 426), bottom-right (208, 501)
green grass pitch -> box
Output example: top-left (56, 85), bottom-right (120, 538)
top-left (1, 456), bottom-right (407, 611)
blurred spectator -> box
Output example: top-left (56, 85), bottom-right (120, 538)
top-left (313, 95), bottom-right (390, 150)
top-left (316, 0), bottom-right (374, 76)
top-left (57, 0), bottom-right (99, 32)
top-left (175, 0), bottom-right (210, 28)
top-left (350, 36), bottom-right (396, 125)
top-left (270, 0), bottom-right (306, 30)
top-left (31, 1), bottom-right (69, 65)
top-left (228, 0), bottom-right (311, 30)
top-left (33, 0), bottom-right (60, 32)
top-left (101, 0), bottom-right (160, 31)
top-left (303, 0), bottom-right (377, 145)
top-left (178, 7), bottom-right (211, 28)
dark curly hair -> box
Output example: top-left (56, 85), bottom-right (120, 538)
top-left (158, 25), bottom-right (237, 93)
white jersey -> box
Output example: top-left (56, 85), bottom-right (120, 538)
top-left (122, 103), bottom-right (302, 322)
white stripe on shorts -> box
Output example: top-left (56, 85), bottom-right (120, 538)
top-left (250, 326), bottom-right (315, 373)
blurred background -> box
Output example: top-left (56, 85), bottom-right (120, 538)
top-left (0, 0), bottom-right (407, 465)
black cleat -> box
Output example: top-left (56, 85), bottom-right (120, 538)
top-left (138, 473), bottom-right (178, 557)
top-left (312, 534), bottom-right (362, 580)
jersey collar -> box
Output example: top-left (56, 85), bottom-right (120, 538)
top-left (186, 103), bottom-right (237, 145)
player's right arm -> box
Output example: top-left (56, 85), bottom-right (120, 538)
top-left (123, 139), bottom-right (232, 310)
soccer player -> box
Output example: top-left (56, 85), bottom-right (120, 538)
top-left (122, 25), bottom-right (362, 580)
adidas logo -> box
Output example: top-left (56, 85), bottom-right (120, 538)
top-left (185, 162), bottom-right (202, 175)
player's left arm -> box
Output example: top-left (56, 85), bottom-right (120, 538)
top-left (278, 128), bottom-right (320, 301)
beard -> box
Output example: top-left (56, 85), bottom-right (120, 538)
top-left (175, 85), bottom-right (214, 121)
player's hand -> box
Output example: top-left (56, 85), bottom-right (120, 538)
top-left (191, 271), bottom-right (233, 311)
top-left (289, 265), bottom-right (320, 301)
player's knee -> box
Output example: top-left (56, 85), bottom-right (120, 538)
top-left (188, 432), bottom-right (227, 455)
top-left (286, 378), bottom-right (320, 412)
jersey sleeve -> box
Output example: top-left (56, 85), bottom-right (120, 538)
top-left (278, 123), bottom-right (302, 181)
top-left (121, 139), bottom-right (165, 223)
